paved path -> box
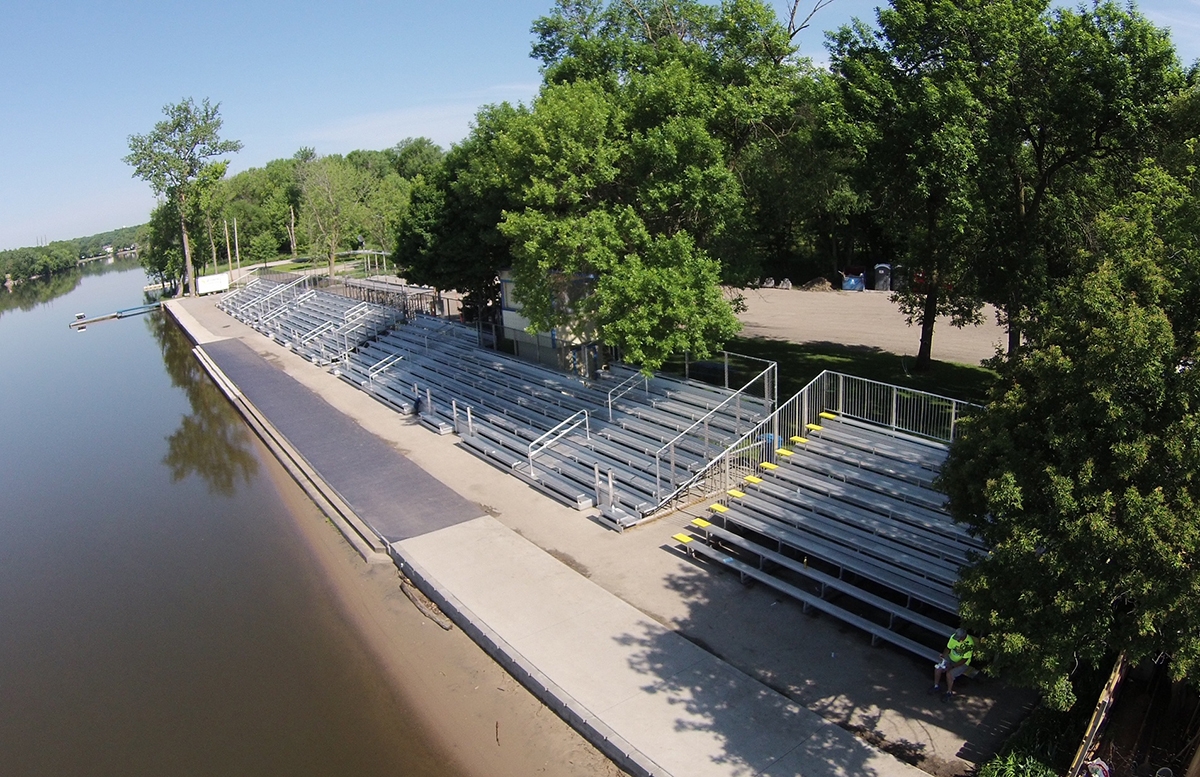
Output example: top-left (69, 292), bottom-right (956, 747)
top-left (203, 338), bottom-right (482, 542)
top-left (397, 516), bottom-right (923, 777)
top-left (169, 299), bottom-right (927, 777)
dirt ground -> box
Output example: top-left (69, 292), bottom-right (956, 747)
top-left (736, 288), bottom-right (1006, 366)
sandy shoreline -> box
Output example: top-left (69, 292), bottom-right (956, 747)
top-left (255, 431), bottom-right (623, 777)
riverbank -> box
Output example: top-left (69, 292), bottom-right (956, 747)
top-left (259, 434), bottom-right (623, 777)
top-left (167, 294), bottom-right (1033, 777)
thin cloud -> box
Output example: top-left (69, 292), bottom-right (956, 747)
top-left (303, 83), bottom-right (541, 152)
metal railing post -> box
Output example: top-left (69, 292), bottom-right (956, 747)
top-left (594, 464), bottom-right (602, 509)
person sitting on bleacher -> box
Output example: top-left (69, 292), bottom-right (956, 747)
top-left (929, 628), bottom-right (974, 702)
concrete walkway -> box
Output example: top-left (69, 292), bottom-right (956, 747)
top-left (166, 295), bottom-right (1032, 777)
top-left (398, 516), bottom-right (923, 777)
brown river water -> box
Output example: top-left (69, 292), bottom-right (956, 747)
top-left (0, 264), bottom-right (464, 776)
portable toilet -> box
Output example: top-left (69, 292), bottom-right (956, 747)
top-left (874, 264), bottom-right (892, 291)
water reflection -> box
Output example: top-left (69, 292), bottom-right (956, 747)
top-left (146, 310), bottom-right (259, 495)
top-left (0, 255), bottom-right (141, 320)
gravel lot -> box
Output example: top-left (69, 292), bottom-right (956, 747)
top-left (736, 287), bottom-right (1006, 366)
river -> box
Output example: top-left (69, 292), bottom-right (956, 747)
top-left (0, 264), bottom-right (463, 776)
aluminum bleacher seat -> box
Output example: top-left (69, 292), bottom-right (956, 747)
top-left (674, 406), bottom-right (984, 663)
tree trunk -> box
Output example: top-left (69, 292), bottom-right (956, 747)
top-left (1005, 295), bottom-right (1022, 357)
top-left (206, 215), bottom-right (218, 274)
top-left (179, 207), bottom-right (196, 298)
top-left (915, 282), bottom-right (940, 372)
top-left (288, 206), bottom-right (297, 257)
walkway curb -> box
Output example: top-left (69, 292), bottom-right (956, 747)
top-left (389, 538), bottom-right (671, 777)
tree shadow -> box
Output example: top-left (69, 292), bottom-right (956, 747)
top-left (725, 336), bottom-right (997, 404)
top-left (146, 312), bottom-right (258, 496)
top-left (595, 532), bottom-right (1035, 776)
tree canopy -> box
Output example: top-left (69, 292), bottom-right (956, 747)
top-left (941, 155), bottom-right (1200, 710)
top-left (125, 98), bottom-right (242, 296)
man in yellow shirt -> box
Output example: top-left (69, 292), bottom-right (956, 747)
top-left (929, 627), bottom-right (974, 702)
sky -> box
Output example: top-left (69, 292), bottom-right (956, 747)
top-left (1, 0), bottom-right (1197, 252)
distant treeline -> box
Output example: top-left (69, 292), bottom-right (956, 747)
top-left (0, 225), bottom-right (142, 284)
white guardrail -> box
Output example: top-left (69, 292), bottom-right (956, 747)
top-left (650, 370), bottom-right (982, 516)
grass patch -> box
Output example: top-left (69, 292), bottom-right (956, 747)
top-left (725, 335), bottom-right (998, 404)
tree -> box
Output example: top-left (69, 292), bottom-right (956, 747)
top-left (390, 137), bottom-right (444, 180)
top-left (496, 78), bottom-right (743, 369)
top-left (298, 154), bottom-right (369, 277)
top-left (828, 0), bottom-right (991, 371)
top-left (124, 98), bottom-right (241, 296)
top-left (940, 160), bottom-right (1200, 710)
top-left (488, 0), bottom-right (819, 369)
top-left (140, 198), bottom-right (187, 290)
top-left (972, 0), bottom-right (1185, 355)
top-left (394, 103), bottom-right (521, 319)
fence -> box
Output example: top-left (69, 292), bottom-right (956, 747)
top-left (649, 370), bottom-right (981, 516)
top-left (651, 358), bottom-right (778, 506)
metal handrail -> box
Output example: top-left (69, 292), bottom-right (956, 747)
top-left (646, 370), bottom-right (983, 517)
top-left (606, 371), bottom-right (649, 421)
top-left (653, 360), bottom-right (777, 500)
top-left (684, 349), bottom-right (777, 389)
top-left (252, 275), bottom-right (309, 321)
top-left (527, 409), bottom-right (590, 478)
top-left (341, 301), bottom-right (370, 322)
top-left (368, 352), bottom-right (404, 382)
top-left (298, 319), bottom-right (336, 345)
top-left (260, 290), bottom-right (315, 324)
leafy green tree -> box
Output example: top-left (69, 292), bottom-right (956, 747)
top-left (496, 78), bottom-right (743, 369)
top-left (940, 160), bottom-right (1200, 710)
top-left (829, 0), bottom-right (994, 371)
top-left (298, 154), bottom-right (369, 277)
top-left (390, 137), bottom-right (444, 180)
top-left (124, 98), bottom-right (241, 296)
top-left (972, 0), bottom-right (1185, 355)
top-left (394, 103), bottom-right (522, 318)
top-left (141, 199), bottom-right (187, 289)
top-left (486, 0), bottom-right (820, 368)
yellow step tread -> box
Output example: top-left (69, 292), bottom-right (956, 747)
top-left (726, 489), bottom-right (745, 498)
top-left (744, 475), bottom-right (763, 484)
top-left (819, 411), bottom-right (838, 420)
top-left (760, 461), bottom-right (779, 470)
top-left (709, 503), bottom-right (729, 513)
top-left (673, 533), bottom-right (693, 544)
top-left (776, 448), bottom-right (793, 456)
top-left (790, 436), bottom-right (808, 444)
top-left (691, 517), bottom-right (712, 528)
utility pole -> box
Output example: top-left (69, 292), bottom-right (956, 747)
top-left (224, 219), bottom-right (233, 276)
top-left (233, 218), bottom-right (242, 273)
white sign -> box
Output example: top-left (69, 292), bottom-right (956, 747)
top-left (197, 272), bottom-right (231, 295)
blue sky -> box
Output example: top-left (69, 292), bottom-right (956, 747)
top-left (1, 0), bottom-right (1196, 251)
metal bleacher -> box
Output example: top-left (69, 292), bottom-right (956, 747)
top-left (218, 276), bottom-right (398, 366)
top-left (333, 314), bottom-right (772, 527)
top-left (216, 276), bottom-right (987, 662)
top-left (674, 377), bottom-right (987, 663)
